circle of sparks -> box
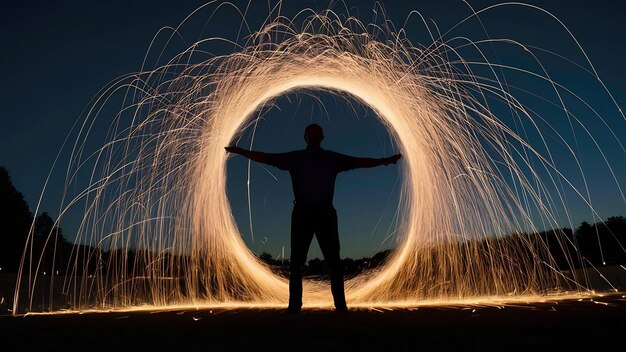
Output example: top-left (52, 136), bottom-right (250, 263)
top-left (15, 5), bottom-right (624, 312)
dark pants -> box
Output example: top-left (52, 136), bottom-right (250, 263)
top-left (289, 204), bottom-right (346, 310)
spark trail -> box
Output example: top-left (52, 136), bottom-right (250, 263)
top-left (14, 2), bottom-right (624, 313)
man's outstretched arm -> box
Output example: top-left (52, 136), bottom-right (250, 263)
top-left (355, 153), bottom-right (402, 168)
top-left (225, 146), bottom-right (271, 164)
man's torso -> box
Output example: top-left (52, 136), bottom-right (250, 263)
top-left (267, 147), bottom-right (358, 207)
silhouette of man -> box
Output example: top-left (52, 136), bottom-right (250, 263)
top-left (225, 124), bottom-right (402, 312)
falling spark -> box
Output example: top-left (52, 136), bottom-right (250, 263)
top-left (13, 3), bottom-right (624, 314)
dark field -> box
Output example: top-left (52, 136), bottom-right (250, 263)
top-left (1, 295), bottom-right (624, 351)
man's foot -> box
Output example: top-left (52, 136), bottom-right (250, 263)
top-left (335, 305), bottom-right (349, 313)
top-left (284, 306), bottom-right (302, 314)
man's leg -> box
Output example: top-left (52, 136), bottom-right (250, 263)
top-left (316, 208), bottom-right (347, 310)
top-left (288, 207), bottom-right (314, 311)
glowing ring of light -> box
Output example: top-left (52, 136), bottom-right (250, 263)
top-left (204, 57), bottom-right (421, 305)
top-left (17, 11), bottom-right (593, 313)
top-left (191, 45), bottom-right (560, 305)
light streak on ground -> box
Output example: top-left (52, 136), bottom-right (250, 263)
top-left (13, 2), bottom-right (624, 314)
top-left (19, 292), bottom-right (604, 316)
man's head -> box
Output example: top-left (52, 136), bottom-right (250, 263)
top-left (304, 124), bottom-right (324, 148)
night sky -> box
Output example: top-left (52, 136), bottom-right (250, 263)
top-left (1, 0), bottom-right (624, 260)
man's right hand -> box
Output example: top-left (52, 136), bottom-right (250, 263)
top-left (225, 145), bottom-right (243, 154)
top-left (224, 146), bottom-right (271, 164)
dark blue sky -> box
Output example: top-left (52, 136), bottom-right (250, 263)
top-left (1, 1), bottom-right (624, 259)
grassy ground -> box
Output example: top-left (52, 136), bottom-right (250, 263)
top-left (1, 294), bottom-right (624, 351)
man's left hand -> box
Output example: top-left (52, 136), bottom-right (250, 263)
top-left (386, 154), bottom-right (402, 165)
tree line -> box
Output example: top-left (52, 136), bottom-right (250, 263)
top-left (1, 166), bottom-right (624, 277)
top-left (0, 167), bottom-right (69, 273)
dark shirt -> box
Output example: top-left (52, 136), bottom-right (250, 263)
top-left (265, 146), bottom-right (360, 207)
